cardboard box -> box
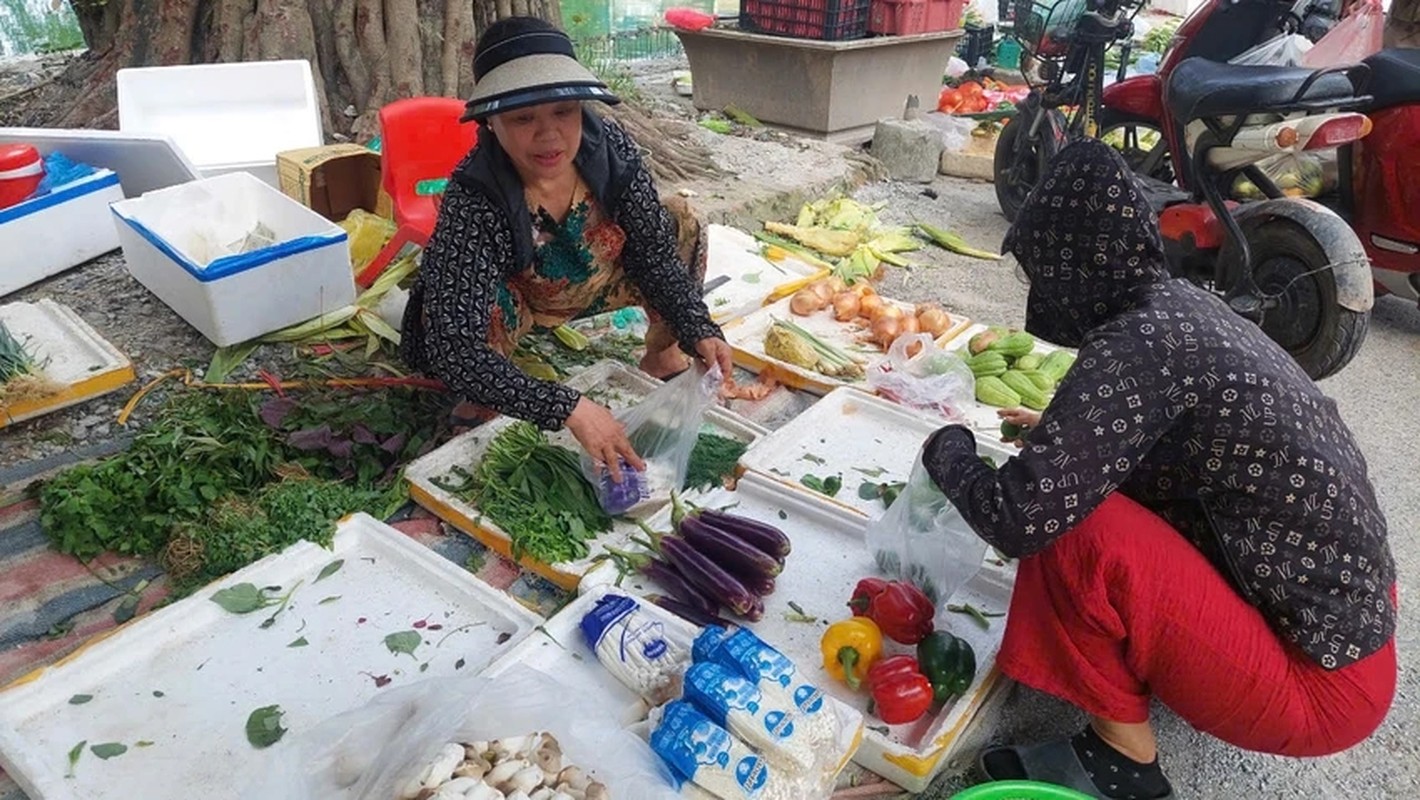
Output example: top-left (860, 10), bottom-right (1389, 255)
top-left (276, 144), bottom-right (383, 222)
top-left (110, 172), bottom-right (355, 347)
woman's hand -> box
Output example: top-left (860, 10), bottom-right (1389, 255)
top-left (695, 337), bottom-right (735, 380)
top-left (566, 397), bottom-right (645, 483)
top-left (997, 407), bottom-right (1042, 448)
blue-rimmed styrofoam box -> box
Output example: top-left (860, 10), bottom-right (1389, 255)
top-left (110, 171), bottom-right (354, 346)
top-left (0, 168), bottom-right (123, 299)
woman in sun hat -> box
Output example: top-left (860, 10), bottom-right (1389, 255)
top-left (401, 16), bottom-right (733, 480)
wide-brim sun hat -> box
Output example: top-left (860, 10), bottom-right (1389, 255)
top-left (461, 18), bottom-right (621, 122)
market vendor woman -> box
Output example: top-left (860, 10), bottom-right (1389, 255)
top-left (924, 140), bottom-right (1396, 799)
top-left (401, 17), bottom-right (733, 477)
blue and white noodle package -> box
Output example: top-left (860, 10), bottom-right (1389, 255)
top-left (682, 662), bottom-right (816, 774)
top-left (651, 700), bottom-right (792, 799)
top-left (692, 626), bottom-right (837, 745)
top-left (580, 593), bottom-right (690, 704)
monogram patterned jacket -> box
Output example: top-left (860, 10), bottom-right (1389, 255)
top-left (925, 140), bottom-right (1395, 669)
top-left (400, 111), bottom-right (722, 430)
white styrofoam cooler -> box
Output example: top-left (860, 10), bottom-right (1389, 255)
top-left (110, 171), bottom-right (354, 347)
top-left (116, 60), bottom-right (322, 188)
top-left (0, 169), bottom-right (123, 299)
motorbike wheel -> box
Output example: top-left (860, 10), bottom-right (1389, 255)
top-left (1097, 110), bottom-right (1174, 184)
top-left (1243, 219), bottom-right (1369, 380)
top-left (994, 110), bottom-right (1063, 223)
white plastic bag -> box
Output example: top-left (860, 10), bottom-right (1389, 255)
top-left (1231, 152), bottom-right (1335, 199)
top-left (1301, 0), bottom-right (1384, 65)
top-left (142, 179), bottom-right (277, 267)
top-left (244, 668), bottom-right (681, 800)
top-left (866, 447), bottom-right (987, 608)
top-left (868, 333), bottom-right (975, 422)
top-left (1230, 33), bottom-right (1314, 66)
top-left (582, 364), bottom-right (723, 517)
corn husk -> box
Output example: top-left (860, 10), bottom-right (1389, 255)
top-left (762, 222), bottom-right (860, 257)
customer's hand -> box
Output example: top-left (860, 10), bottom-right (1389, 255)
top-left (566, 397), bottom-right (644, 483)
top-left (695, 337), bottom-right (735, 381)
top-left (997, 407), bottom-right (1042, 448)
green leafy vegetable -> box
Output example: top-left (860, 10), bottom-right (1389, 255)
top-left (384, 630), bottom-right (422, 657)
top-left (315, 559), bottom-right (344, 582)
top-left (90, 743), bottom-right (127, 760)
top-left (245, 705), bottom-right (287, 749)
top-left (857, 480), bottom-right (906, 508)
top-left (287, 636), bottom-right (309, 648)
top-left (801, 473), bottom-right (843, 497)
top-left (211, 584), bottom-right (269, 614)
top-left (68, 694), bottom-right (93, 705)
top-left (684, 433), bottom-right (749, 492)
top-left (66, 740), bottom-right (85, 778)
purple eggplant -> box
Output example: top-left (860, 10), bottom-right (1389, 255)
top-left (642, 557), bottom-right (719, 615)
top-left (742, 596), bottom-right (766, 623)
top-left (650, 595), bottom-right (734, 629)
top-left (660, 535), bottom-right (757, 618)
top-left (680, 515), bottom-right (783, 579)
top-left (697, 509), bottom-right (792, 561)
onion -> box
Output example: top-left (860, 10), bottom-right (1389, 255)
top-left (859, 294), bottom-right (884, 319)
top-left (850, 282), bottom-right (877, 299)
top-left (809, 279), bottom-right (835, 303)
top-left (827, 276), bottom-right (848, 295)
top-left (905, 338), bottom-right (925, 358)
top-left (832, 293), bottom-right (861, 322)
top-left (901, 314), bottom-right (921, 335)
top-left (870, 316), bottom-right (902, 347)
top-left (790, 289), bottom-right (823, 316)
top-left (874, 303), bottom-right (905, 322)
top-left (917, 308), bottom-right (951, 337)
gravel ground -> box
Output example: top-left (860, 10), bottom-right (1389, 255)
top-left (855, 174), bottom-right (1420, 799)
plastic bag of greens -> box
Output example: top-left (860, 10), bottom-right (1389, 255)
top-left (582, 364), bottom-right (723, 517)
top-left (866, 446), bottom-right (987, 608)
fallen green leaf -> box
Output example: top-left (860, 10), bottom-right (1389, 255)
top-left (245, 705), bottom-right (287, 749)
top-left (318, 596), bottom-right (341, 605)
top-left (384, 630), bottom-right (422, 658)
top-left (90, 743), bottom-right (127, 760)
top-left (135, 741), bottom-right (154, 748)
top-left (68, 694), bottom-right (93, 705)
top-left (66, 740), bottom-right (85, 778)
top-left (206, 341), bottom-right (261, 383)
top-left (210, 584), bottom-right (267, 615)
top-left (287, 636), bottom-right (309, 648)
top-left (315, 559), bottom-right (344, 583)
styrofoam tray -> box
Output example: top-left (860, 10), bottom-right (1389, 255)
top-left (723, 294), bottom-right (973, 395)
top-left (704, 225), bottom-right (822, 325)
top-left (581, 474), bottom-right (1015, 793)
top-left (0, 299), bottom-right (136, 428)
top-left (0, 128), bottom-right (201, 198)
top-left (0, 513), bottom-right (540, 800)
top-left (738, 388), bottom-right (1013, 518)
top-left (939, 322), bottom-right (1074, 435)
top-left (405, 361), bottom-right (768, 590)
top-left (483, 583), bottom-right (865, 792)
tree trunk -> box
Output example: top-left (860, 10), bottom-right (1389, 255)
top-left (6, 0), bottom-right (716, 185)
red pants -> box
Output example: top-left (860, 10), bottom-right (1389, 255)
top-left (998, 494), bottom-right (1397, 757)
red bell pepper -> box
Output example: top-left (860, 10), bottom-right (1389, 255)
top-left (866, 655), bottom-right (934, 725)
top-left (847, 578), bottom-right (936, 645)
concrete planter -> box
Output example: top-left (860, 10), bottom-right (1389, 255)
top-left (675, 27), bottom-right (964, 145)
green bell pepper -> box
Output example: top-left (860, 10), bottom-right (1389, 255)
top-left (916, 631), bottom-right (977, 703)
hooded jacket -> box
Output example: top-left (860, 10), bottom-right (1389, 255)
top-left (400, 110), bottom-right (722, 429)
top-left (925, 140), bottom-right (1395, 670)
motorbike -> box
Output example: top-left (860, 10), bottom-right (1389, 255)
top-left (1100, 0), bottom-right (1420, 368)
top-left (994, 0), bottom-right (1378, 379)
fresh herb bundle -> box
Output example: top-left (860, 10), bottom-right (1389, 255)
top-left (433, 422), bottom-right (611, 564)
top-left (0, 320), bottom-right (56, 404)
top-left (684, 432), bottom-right (749, 491)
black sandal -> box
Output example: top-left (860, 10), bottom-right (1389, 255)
top-left (978, 739), bottom-right (1174, 800)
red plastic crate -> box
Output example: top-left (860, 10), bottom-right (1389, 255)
top-left (869, 0), bottom-right (929, 34)
top-left (925, 0), bottom-right (967, 31)
top-left (740, 0), bottom-right (873, 40)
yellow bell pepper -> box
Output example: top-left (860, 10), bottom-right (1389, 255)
top-left (820, 616), bottom-right (883, 691)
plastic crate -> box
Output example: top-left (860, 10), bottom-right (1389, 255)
top-left (740, 0), bottom-right (873, 40)
top-left (957, 23), bottom-right (996, 67)
top-left (869, 0), bottom-right (928, 34)
top-left (926, 0), bottom-right (968, 31)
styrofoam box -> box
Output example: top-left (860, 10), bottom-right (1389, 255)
top-left (110, 171), bottom-right (355, 347)
top-left (703, 224), bottom-right (821, 324)
top-left (0, 169), bottom-right (123, 299)
top-left (0, 513), bottom-right (541, 800)
top-left (117, 60), bottom-right (322, 188)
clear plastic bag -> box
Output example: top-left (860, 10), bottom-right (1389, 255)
top-left (582, 364), bottom-right (723, 517)
top-left (243, 668), bottom-right (681, 800)
top-left (868, 333), bottom-right (975, 422)
top-left (1231, 152), bottom-right (1335, 200)
top-left (866, 447), bottom-right (987, 608)
top-left (1301, 0), bottom-right (1384, 66)
top-left (1229, 33), bottom-right (1314, 66)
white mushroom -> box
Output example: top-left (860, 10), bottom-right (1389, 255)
top-left (464, 785), bottom-right (505, 800)
top-left (505, 792), bottom-right (533, 800)
top-left (556, 766), bottom-right (591, 791)
top-left (552, 786), bottom-right (583, 800)
top-left (453, 756), bottom-right (492, 781)
top-left (490, 735), bottom-right (537, 762)
top-left (423, 743), bottom-right (466, 788)
top-left (532, 738), bottom-right (562, 775)
top-left (583, 782), bottom-right (609, 800)
top-left (400, 767), bottom-right (433, 800)
top-left (529, 789), bottom-right (555, 800)
top-left (485, 757), bottom-right (531, 786)
top-left (439, 777), bottom-right (483, 794)
top-left (500, 765), bottom-right (546, 796)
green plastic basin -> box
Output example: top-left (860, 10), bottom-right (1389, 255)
top-left (950, 780), bottom-right (1098, 800)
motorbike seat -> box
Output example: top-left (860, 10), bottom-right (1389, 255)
top-left (1362, 49), bottom-right (1420, 111)
top-left (1166, 57), bottom-right (1358, 122)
